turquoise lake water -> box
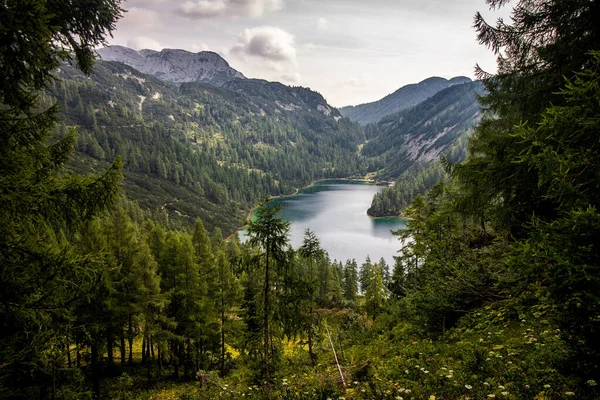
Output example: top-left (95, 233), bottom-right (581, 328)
top-left (240, 180), bottom-right (407, 266)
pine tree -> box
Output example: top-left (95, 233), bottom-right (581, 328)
top-left (246, 200), bottom-right (290, 380)
top-left (215, 249), bottom-right (241, 376)
top-left (343, 259), bottom-right (359, 302)
top-left (0, 1), bottom-right (123, 397)
top-left (359, 256), bottom-right (373, 294)
top-left (453, 0), bottom-right (600, 234)
top-left (298, 229), bottom-right (322, 366)
top-left (364, 263), bottom-right (387, 317)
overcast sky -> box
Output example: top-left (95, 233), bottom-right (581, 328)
top-left (107, 0), bottom-right (510, 107)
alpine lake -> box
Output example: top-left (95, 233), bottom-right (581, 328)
top-left (239, 180), bottom-right (407, 266)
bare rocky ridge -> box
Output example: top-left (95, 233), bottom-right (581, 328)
top-left (97, 45), bottom-right (246, 86)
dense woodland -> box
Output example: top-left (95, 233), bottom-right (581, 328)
top-left (2, 0), bottom-right (600, 399)
top-left (49, 60), bottom-right (368, 234)
top-left (365, 81), bottom-right (483, 217)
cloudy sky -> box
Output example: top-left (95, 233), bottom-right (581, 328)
top-left (107, 0), bottom-right (510, 107)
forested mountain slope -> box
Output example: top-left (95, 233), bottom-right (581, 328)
top-left (367, 134), bottom-right (468, 217)
top-left (339, 76), bottom-right (471, 124)
top-left (363, 80), bottom-right (483, 178)
top-left (363, 81), bottom-right (483, 216)
top-left (51, 60), bottom-right (366, 233)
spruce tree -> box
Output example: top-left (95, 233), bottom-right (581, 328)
top-left (0, 1), bottom-right (123, 397)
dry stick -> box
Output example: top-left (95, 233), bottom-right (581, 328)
top-left (325, 324), bottom-right (346, 388)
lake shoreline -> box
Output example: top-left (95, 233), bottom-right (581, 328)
top-left (227, 178), bottom-right (392, 240)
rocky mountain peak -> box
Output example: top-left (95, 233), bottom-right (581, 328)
top-left (96, 45), bottom-right (246, 86)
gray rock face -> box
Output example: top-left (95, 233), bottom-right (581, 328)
top-left (96, 45), bottom-right (246, 85)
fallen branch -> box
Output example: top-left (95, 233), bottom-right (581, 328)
top-left (325, 324), bottom-right (346, 388)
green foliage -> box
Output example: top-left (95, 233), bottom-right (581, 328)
top-left (246, 200), bottom-right (291, 380)
top-left (368, 134), bottom-right (470, 217)
top-left (0, 1), bottom-right (123, 397)
top-left (50, 61), bottom-right (369, 234)
top-left (0, 0), bottom-right (122, 111)
top-left (4, 0), bottom-right (600, 398)
top-left (362, 81), bottom-right (483, 178)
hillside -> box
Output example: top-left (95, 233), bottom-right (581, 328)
top-left (5, 1), bottom-right (600, 400)
top-left (339, 76), bottom-right (471, 124)
top-left (363, 81), bottom-right (484, 216)
top-left (363, 80), bottom-right (483, 177)
top-left (51, 60), bottom-right (366, 233)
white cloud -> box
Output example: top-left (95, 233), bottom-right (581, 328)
top-left (229, 26), bottom-right (300, 83)
top-left (191, 43), bottom-right (211, 52)
top-left (231, 26), bottom-right (296, 64)
top-left (316, 17), bottom-right (329, 31)
top-left (127, 36), bottom-right (163, 51)
top-left (176, 0), bottom-right (282, 19)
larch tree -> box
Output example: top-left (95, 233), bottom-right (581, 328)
top-left (246, 200), bottom-right (290, 380)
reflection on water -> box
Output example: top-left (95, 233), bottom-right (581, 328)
top-left (240, 180), bottom-right (407, 265)
top-left (371, 218), bottom-right (404, 239)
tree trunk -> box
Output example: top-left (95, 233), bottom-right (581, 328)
top-left (120, 329), bottom-right (126, 366)
top-left (308, 324), bottom-right (316, 367)
top-left (195, 342), bottom-right (199, 373)
top-left (221, 259), bottom-right (226, 377)
top-left (107, 327), bottom-right (114, 366)
top-left (173, 340), bottom-right (179, 379)
top-left (141, 336), bottom-right (147, 364)
top-left (158, 344), bottom-right (162, 370)
top-left (128, 315), bottom-right (134, 365)
top-left (308, 259), bottom-right (316, 366)
top-left (151, 337), bottom-right (155, 361)
top-left (184, 337), bottom-right (189, 379)
top-left (146, 335), bottom-right (151, 383)
top-left (76, 335), bottom-right (81, 369)
top-left (221, 303), bottom-right (225, 376)
top-left (91, 340), bottom-right (100, 399)
top-left (264, 246), bottom-right (270, 380)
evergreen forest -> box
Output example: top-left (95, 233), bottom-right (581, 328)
top-left (1, 0), bottom-right (600, 399)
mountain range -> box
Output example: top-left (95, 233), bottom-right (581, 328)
top-left (97, 45), bottom-right (246, 86)
top-left (54, 50), bottom-right (361, 233)
top-left (340, 76), bottom-right (472, 125)
top-left (365, 81), bottom-right (485, 217)
top-left (362, 80), bottom-right (484, 177)
top-left (54, 45), bottom-right (484, 230)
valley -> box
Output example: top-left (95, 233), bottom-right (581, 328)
top-left (3, 1), bottom-right (599, 399)
top-left (53, 47), bottom-right (479, 236)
